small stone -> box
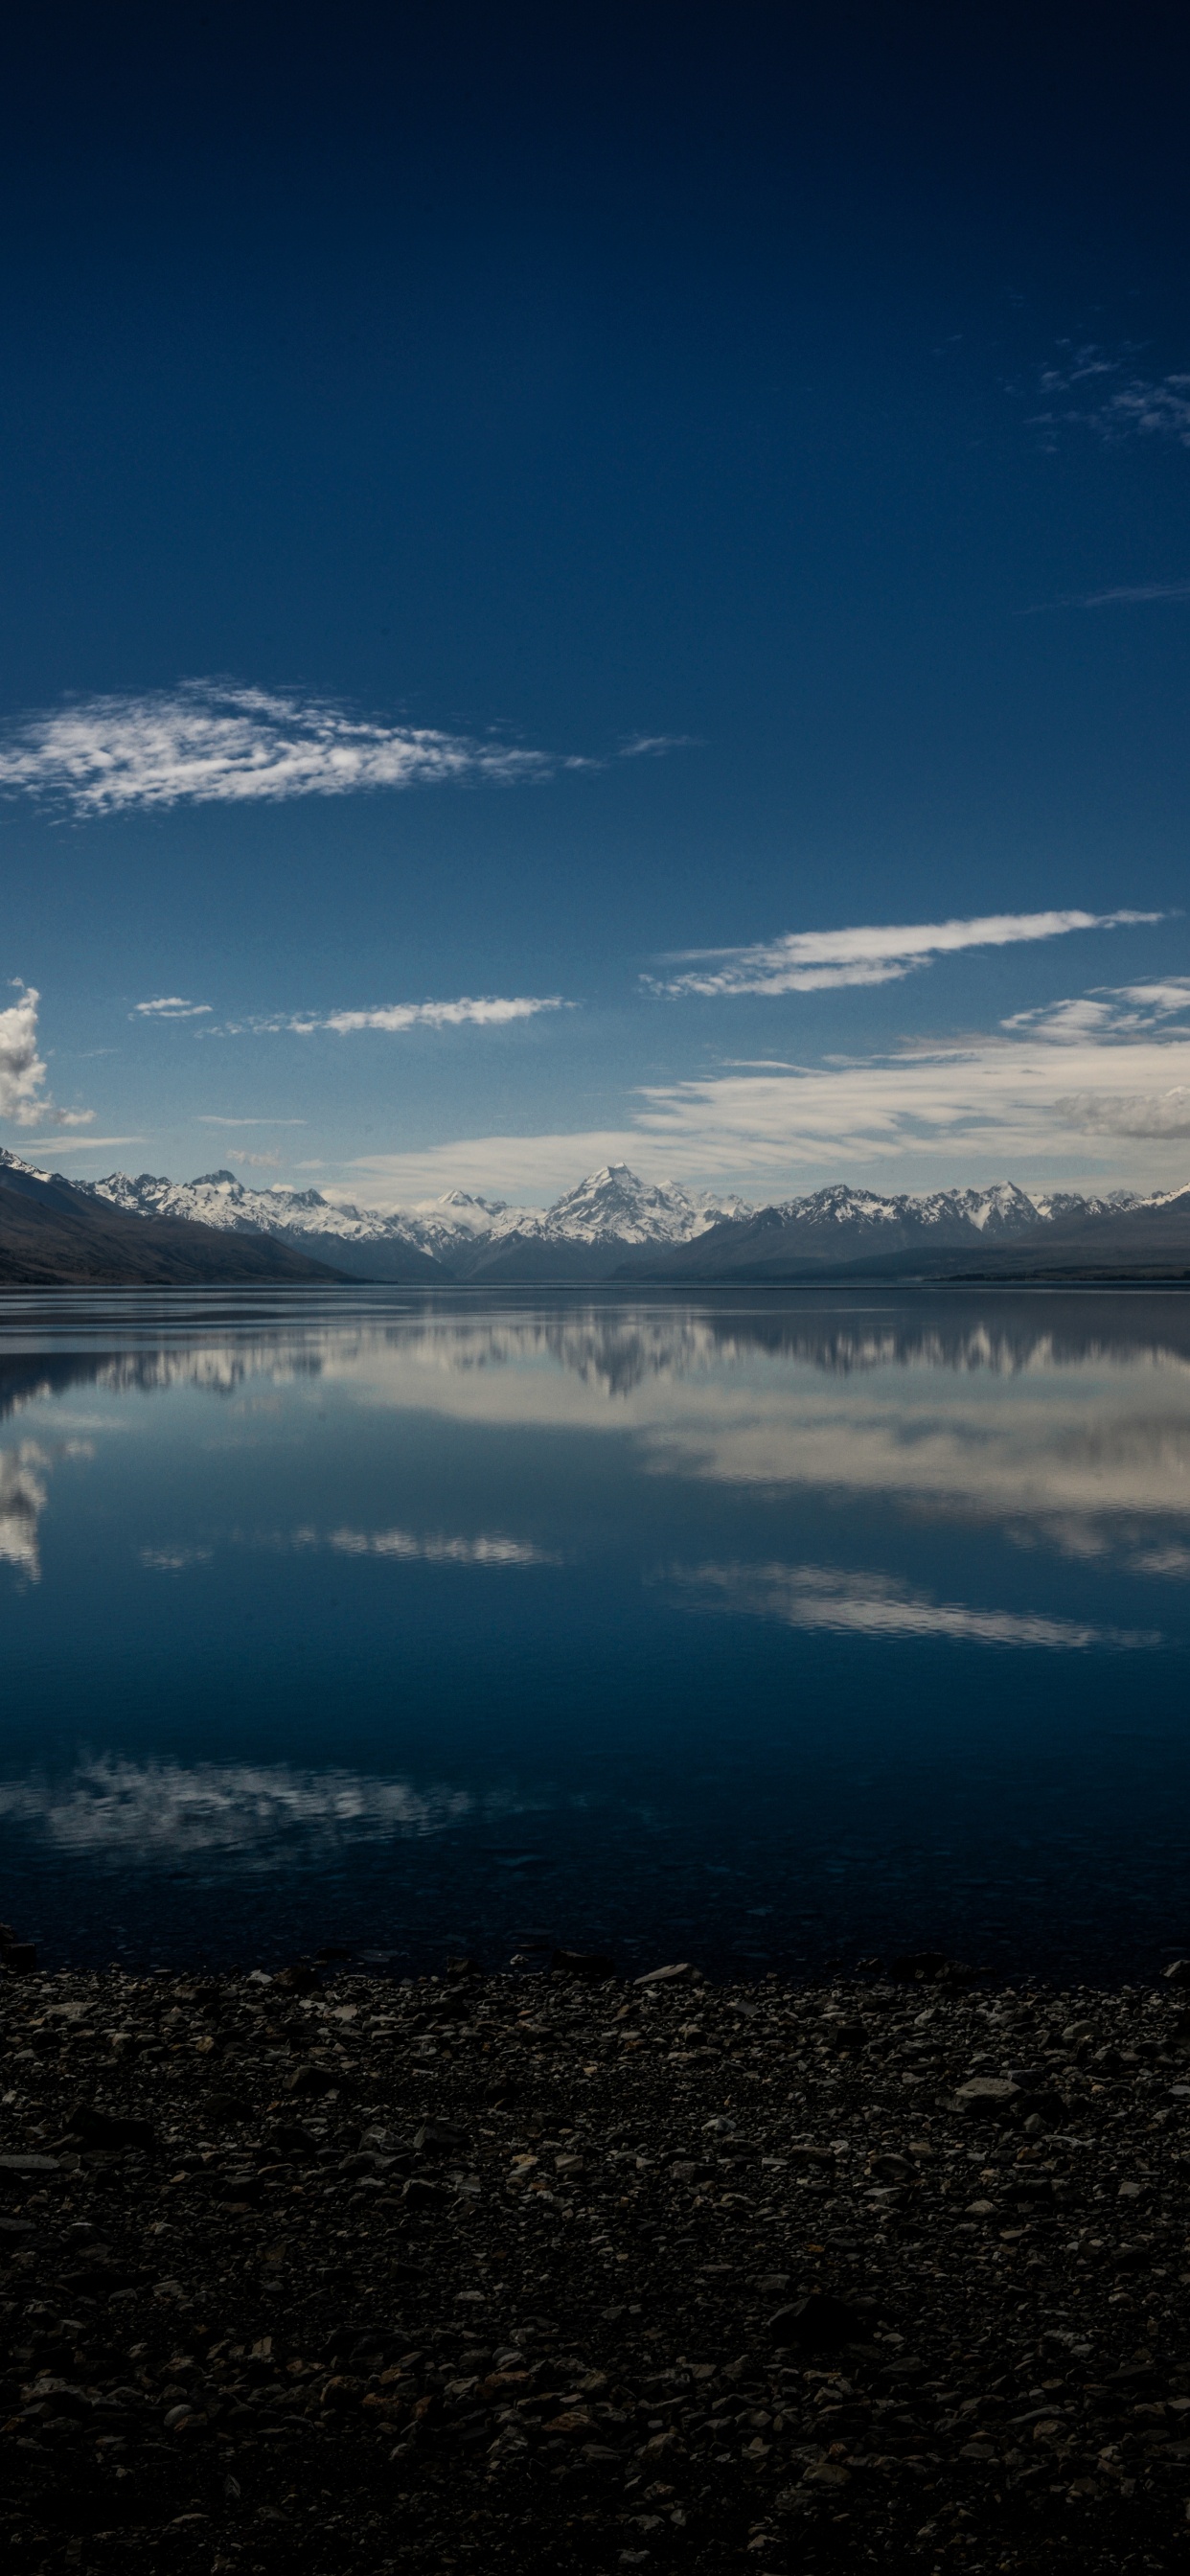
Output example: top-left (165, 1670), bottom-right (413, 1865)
top-left (953, 2078), bottom-right (1018, 2109)
top-left (206, 2090), bottom-right (250, 2122)
top-left (284, 2063), bottom-right (335, 2097)
top-left (888, 1952), bottom-right (949, 1983)
top-left (552, 1949), bottom-right (616, 1981)
top-left (767, 2291), bottom-right (863, 2351)
top-left (63, 2104), bottom-right (155, 2150)
top-left (271, 1963), bottom-right (323, 1995)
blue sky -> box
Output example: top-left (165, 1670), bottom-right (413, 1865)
top-left (2, 4), bottom-right (1190, 1207)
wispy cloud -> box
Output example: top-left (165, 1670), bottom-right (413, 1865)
top-left (233, 994), bottom-right (565, 1037)
top-left (648, 908), bottom-right (1156, 1000)
top-left (1004, 979), bottom-right (1190, 1043)
top-left (1029, 346), bottom-right (1190, 448)
top-left (18, 1137), bottom-right (145, 1153)
top-left (132, 996), bottom-right (212, 1019)
top-left (1083, 579), bottom-right (1190, 607)
top-left (0, 679), bottom-right (573, 815)
top-left (1090, 376), bottom-right (1190, 445)
top-left (195, 1115), bottom-right (308, 1126)
top-left (348, 983), bottom-right (1190, 1200)
top-left (1027, 579), bottom-right (1190, 613)
top-left (0, 983), bottom-right (93, 1130)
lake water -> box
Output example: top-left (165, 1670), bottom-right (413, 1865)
top-left (2, 1284), bottom-right (1189, 1984)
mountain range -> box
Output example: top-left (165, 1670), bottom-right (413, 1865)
top-left (79, 1162), bottom-right (752, 1282)
top-left (3, 1151), bottom-right (1190, 1285)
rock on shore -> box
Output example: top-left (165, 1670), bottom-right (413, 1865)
top-left (3, 1957), bottom-right (1190, 2573)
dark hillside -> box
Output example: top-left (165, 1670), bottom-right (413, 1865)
top-left (0, 1160), bottom-right (346, 1286)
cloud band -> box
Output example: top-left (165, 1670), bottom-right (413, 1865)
top-left (650, 908), bottom-right (1157, 1000)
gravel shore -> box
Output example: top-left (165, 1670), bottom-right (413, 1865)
top-left (3, 1950), bottom-right (1190, 2574)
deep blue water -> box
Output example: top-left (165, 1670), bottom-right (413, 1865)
top-left (2, 1284), bottom-right (1189, 1983)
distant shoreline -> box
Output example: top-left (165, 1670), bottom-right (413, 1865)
top-left (3, 1269), bottom-right (1190, 1292)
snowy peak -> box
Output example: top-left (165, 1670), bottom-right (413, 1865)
top-left (73, 1158), bottom-right (753, 1269)
top-left (31, 1157), bottom-right (1190, 1280)
top-left (524, 1162), bottom-right (750, 1246)
top-left (757, 1181), bottom-right (1098, 1242)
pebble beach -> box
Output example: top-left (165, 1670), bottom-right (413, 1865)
top-left (3, 1946), bottom-right (1190, 2575)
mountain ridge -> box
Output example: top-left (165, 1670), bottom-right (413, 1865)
top-left (7, 1149), bottom-right (1190, 1284)
top-left (0, 1151), bottom-right (348, 1287)
top-left (74, 1161), bottom-right (753, 1282)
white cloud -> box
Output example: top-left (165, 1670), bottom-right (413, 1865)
top-left (1119, 979), bottom-right (1190, 1013)
top-left (1093, 375), bottom-right (1190, 445)
top-left (238, 994), bottom-right (565, 1037)
top-left (195, 1116), bottom-right (308, 1125)
top-left (132, 996), bottom-right (212, 1019)
top-left (649, 908), bottom-right (1156, 1000)
top-left (0, 983), bottom-right (93, 1130)
top-left (1055, 1088), bottom-right (1190, 1139)
top-left (662, 1559), bottom-right (1157, 1651)
top-left (347, 999), bottom-right (1190, 1200)
top-left (0, 680), bottom-right (565, 813)
top-left (18, 1137), bottom-right (145, 1153)
top-left (1004, 981), bottom-right (1190, 1044)
top-left (1030, 347), bottom-right (1190, 448)
top-left (0, 985), bottom-right (50, 1125)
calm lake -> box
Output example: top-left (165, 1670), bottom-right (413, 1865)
top-left (2, 1285), bottom-right (1189, 1982)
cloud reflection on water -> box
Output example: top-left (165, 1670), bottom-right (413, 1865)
top-left (5, 1291), bottom-right (1190, 1584)
top-left (0, 1758), bottom-right (524, 1867)
top-left (660, 1559), bottom-right (1161, 1651)
top-left (0, 1441), bottom-right (48, 1579)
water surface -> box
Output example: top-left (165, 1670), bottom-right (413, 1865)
top-left (2, 1284), bottom-right (1189, 1981)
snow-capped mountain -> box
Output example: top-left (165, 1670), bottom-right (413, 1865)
top-left (0, 1149), bottom-right (343, 1288)
top-left (625, 1176), bottom-right (1190, 1281)
top-left (9, 1148), bottom-right (1189, 1283)
top-left (475, 1164), bottom-right (750, 1248)
top-left (74, 1161), bottom-right (753, 1281)
top-left (729, 1179), bottom-right (1130, 1247)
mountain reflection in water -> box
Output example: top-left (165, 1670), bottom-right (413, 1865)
top-left (0, 1285), bottom-right (1188, 1980)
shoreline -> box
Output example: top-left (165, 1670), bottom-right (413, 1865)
top-left (3, 1957), bottom-right (1189, 2573)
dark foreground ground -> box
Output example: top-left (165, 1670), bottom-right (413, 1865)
top-left (3, 1953), bottom-right (1190, 2575)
